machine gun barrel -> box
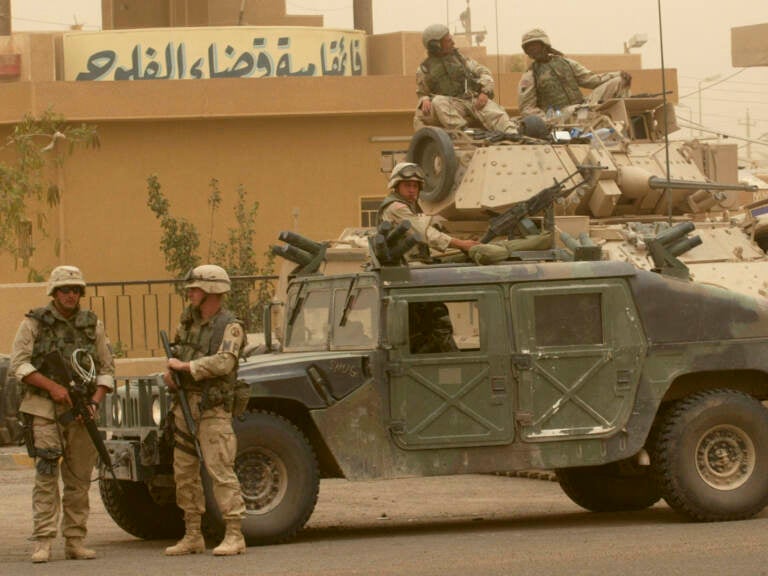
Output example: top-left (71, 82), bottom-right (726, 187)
top-left (647, 176), bottom-right (758, 192)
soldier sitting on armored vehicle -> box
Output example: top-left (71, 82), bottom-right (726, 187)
top-left (414, 24), bottom-right (517, 134)
top-left (378, 162), bottom-right (480, 258)
top-left (517, 28), bottom-right (632, 120)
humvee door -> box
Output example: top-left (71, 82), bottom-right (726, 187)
top-left (387, 285), bottom-right (513, 449)
top-left (510, 279), bottom-right (646, 441)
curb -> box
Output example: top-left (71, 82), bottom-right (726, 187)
top-left (0, 451), bottom-right (33, 470)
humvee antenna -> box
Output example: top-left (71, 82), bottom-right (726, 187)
top-left (657, 0), bottom-right (673, 223)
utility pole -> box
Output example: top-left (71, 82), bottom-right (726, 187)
top-left (738, 108), bottom-right (757, 166)
top-left (352, 0), bottom-right (373, 35)
top-left (0, 0), bottom-right (11, 36)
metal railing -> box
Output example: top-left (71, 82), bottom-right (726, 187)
top-left (83, 275), bottom-right (277, 359)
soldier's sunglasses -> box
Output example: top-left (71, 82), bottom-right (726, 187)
top-left (57, 286), bottom-right (83, 295)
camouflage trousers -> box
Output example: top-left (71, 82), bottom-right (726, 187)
top-left (585, 76), bottom-right (630, 105)
top-left (171, 393), bottom-right (245, 521)
top-left (31, 415), bottom-right (98, 540)
top-left (414, 95), bottom-right (517, 133)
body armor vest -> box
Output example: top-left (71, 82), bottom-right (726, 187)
top-left (174, 307), bottom-right (242, 411)
top-left (421, 53), bottom-right (474, 99)
top-left (27, 305), bottom-right (99, 398)
top-left (531, 57), bottom-right (584, 110)
top-left (377, 194), bottom-right (431, 260)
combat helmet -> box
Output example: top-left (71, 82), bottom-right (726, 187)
top-left (388, 162), bottom-right (425, 191)
top-left (422, 23), bottom-right (450, 50)
top-left (47, 265), bottom-right (86, 296)
top-left (521, 28), bottom-right (552, 48)
top-left (184, 264), bottom-right (231, 294)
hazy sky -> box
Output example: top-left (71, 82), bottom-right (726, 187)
top-left (10, 0), bottom-right (768, 161)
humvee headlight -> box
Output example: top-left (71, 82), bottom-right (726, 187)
top-left (111, 398), bottom-right (123, 426)
top-left (151, 396), bottom-right (162, 426)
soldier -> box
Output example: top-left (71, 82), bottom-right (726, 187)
top-left (378, 162), bottom-right (479, 257)
top-left (415, 23), bottom-right (517, 133)
top-left (163, 264), bottom-right (247, 557)
top-left (518, 28), bottom-right (632, 119)
top-left (10, 265), bottom-right (115, 563)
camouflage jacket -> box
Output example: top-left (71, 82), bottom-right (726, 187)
top-left (518, 55), bottom-right (621, 115)
top-left (416, 51), bottom-right (495, 104)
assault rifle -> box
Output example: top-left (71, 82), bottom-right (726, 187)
top-left (43, 349), bottom-right (119, 483)
top-left (481, 166), bottom-right (599, 243)
top-left (160, 330), bottom-right (204, 462)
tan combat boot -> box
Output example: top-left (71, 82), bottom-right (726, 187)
top-left (212, 520), bottom-right (246, 556)
top-left (165, 515), bottom-right (205, 556)
top-left (65, 537), bottom-right (97, 560)
top-left (31, 537), bottom-right (52, 563)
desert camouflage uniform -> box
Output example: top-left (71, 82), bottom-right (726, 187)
top-left (378, 193), bottom-right (452, 257)
top-left (10, 303), bottom-right (114, 545)
top-left (518, 56), bottom-right (629, 117)
top-left (415, 52), bottom-right (516, 132)
top-left (170, 306), bottom-right (246, 529)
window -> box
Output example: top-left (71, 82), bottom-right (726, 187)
top-left (534, 293), bottom-right (603, 347)
top-left (284, 289), bottom-right (331, 349)
top-left (360, 197), bottom-right (384, 227)
top-left (408, 300), bottom-right (480, 354)
top-left (332, 286), bottom-right (377, 348)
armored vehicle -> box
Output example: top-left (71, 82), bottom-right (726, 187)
top-left (382, 96), bottom-right (768, 299)
top-left (97, 252), bottom-right (768, 545)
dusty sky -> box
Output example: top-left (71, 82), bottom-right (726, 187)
top-left (10, 0), bottom-right (768, 162)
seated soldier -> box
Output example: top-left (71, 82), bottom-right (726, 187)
top-left (378, 162), bottom-right (479, 259)
top-left (518, 28), bottom-right (632, 120)
top-left (409, 302), bottom-right (458, 354)
top-left (414, 23), bottom-right (517, 134)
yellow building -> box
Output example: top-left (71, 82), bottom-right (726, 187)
top-left (0, 0), bottom-right (673, 351)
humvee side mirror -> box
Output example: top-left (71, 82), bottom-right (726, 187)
top-left (386, 299), bottom-right (408, 346)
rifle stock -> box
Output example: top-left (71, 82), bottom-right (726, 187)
top-left (160, 330), bottom-right (204, 462)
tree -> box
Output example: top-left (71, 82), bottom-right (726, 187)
top-left (146, 176), bottom-right (275, 330)
top-left (0, 110), bottom-right (99, 271)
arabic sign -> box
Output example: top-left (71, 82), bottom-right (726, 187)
top-left (63, 27), bottom-right (366, 81)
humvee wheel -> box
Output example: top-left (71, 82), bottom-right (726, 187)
top-left (406, 127), bottom-right (457, 203)
top-left (99, 479), bottom-right (184, 539)
top-left (556, 459), bottom-right (661, 512)
top-left (233, 411), bottom-right (319, 545)
top-left (651, 389), bottom-right (768, 521)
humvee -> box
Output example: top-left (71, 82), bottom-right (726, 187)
top-left (97, 251), bottom-right (768, 545)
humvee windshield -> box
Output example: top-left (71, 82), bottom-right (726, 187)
top-left (284, 275), bottom-right (379, 351)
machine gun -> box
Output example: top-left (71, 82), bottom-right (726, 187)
top-left (160, 330), bottom-right (203, 462)
top-left (481, 166), bottom-right (600, 243)
top-left (43, 349), bottom-right (119, 483)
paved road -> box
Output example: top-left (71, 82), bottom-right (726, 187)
top-left (2, 464), bottom-right (768, 576)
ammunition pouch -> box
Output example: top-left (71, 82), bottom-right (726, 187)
top-left (35, 447), bottom-right (62, 476)
top-left (20, 413), bottom-right (36, 458)
top-left (200, 381), bottom-right (232, 412)
top-left (231, 380), bottom-right (250, 418)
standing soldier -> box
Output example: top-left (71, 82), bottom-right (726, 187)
top-left (10, 265), bottom-right (115, 563)
top-left (163, 264), bottom-right (247, 557)
top-left (414, 23), bottom-right (517, 133)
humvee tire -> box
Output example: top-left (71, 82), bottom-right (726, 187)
top-left (651, 389), bottom-right (768, 521)
top-left (99, 479), bottom-right (184, 539)
top-left (233, 411), bottom-right (319, 545)
top-left (556, 459), bottom-right (661, 512)
top-left (406, 127), bottom-right (457, 203)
